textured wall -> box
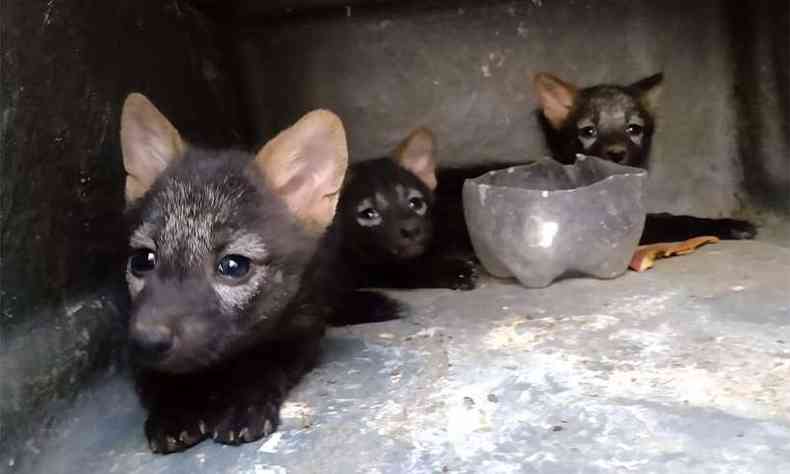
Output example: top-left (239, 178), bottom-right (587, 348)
top-left (1, 0), bottom-right (787, 465)
top-left (725, 1), bottom-right (790, 212)
top-left (0, 0), bottom-right (246, 333)
top-left (234, 0), bottom-right (789, 218)
top-left (0, 0), bottom-right (245, 459)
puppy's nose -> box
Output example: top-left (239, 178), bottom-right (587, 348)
top-left (130, 324), bottom-right (174, 360)
top-left (400, 222), bottom-right (422, 240)
top-left (605, 146), bottom-right (627, 163)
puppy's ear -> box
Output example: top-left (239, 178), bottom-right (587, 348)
top-left (630, 73), bottom-right (664, 114)
top-left (533, 73), bottom-right (578, 129)
top-left (253, 110), bottom-right (348, 233)
top-left (393, 127), bottom-right (437, 191)
top-left (120, 93), bottom-right (186, 204)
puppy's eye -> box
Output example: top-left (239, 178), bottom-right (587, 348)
top-left (217, 255), bottom-right (251, 279)
top-left (408, 197), bottom-right (427, 215)
top-left (129, 249), bottom-right (156, 277)
top-left (358, 208), bottom-right (380, 221)
top-left (626, 124), bottom-right (643, 136)
top-left (579, 126), bottom-right (598, 139)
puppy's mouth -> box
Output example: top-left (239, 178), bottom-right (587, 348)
top-left (389, 243), bottom-right (426, 260)
top-left (131, 340), bottom-right (217, 374)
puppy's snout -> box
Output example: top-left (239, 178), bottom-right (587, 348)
top-left (130, 323), bottom-right (174, 361)
top-left (604, 145), bottom-right (627, 163)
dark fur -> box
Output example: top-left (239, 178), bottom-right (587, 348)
top-left (337, 159), bottom-right (436, 265)
top-left (126, 147), bottom-right (330, 453)
top-left (328, 157), bottom-right (478, 326)
top-left (538, 74), bottom-right (662, 168)
top-left (534, 72), bottom-right (757, 244)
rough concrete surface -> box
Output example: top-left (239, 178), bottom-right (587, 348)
top-left (235, 0), bottom-right (790, 218)
top-left (0, 0), bottom-right (246, 450)
top-left (9, 241), bottom-right (790, 474)
top-left (1, 0), bottom-right (245, 335)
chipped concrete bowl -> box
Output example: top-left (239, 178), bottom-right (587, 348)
top-left (462, 155), bottom-right (648, 288)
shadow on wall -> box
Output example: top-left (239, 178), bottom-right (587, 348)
top-left (234, 0), bottom-right (787, 218)
top-left (0, 0), bottom-right (247, 334)
top-left (0, 0), bottom-right (246, 465)
top-left (725, 0), bottom-right (790, 212)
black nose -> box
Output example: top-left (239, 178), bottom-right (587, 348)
top-left (130, 324), bottom-right (174, 360)
top-left (605, 147), bottom-right (627, 163)
top-left (400, 222), bottom-right (422, 240)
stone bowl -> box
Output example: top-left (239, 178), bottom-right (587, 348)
top-left (462, 155), bottom-right (648, 288)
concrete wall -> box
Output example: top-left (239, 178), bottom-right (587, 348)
top-left (1, 0), bottom-right (787, 465)
top-left (0, 0), bottom-right (245, 459)
top-left (725, 1), bottom-right (790, 212)
top-left (234, 0), bottom-right (789, 217)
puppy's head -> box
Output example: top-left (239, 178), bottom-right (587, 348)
top-left (120, 94), bottom-right (347, 373)
top-left (534, 72), bottom-right (663, 168)
top-left (338, 128), bottom-right (437, 262)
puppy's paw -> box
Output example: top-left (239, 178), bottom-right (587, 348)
top-left (145, 411), bottom-right (209, 454)
top-left (719, 218), bottom-right (758, 240)
top-left (212, 399), bottom-right (279, 445)
top-left (436, 258), bottom-right (479, 291)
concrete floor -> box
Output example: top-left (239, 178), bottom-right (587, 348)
top-left (10, 240), bottom-right (790, 474)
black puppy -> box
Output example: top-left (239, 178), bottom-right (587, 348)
top-left (120, 94), bottom-right (348, 453)
top-left (329, 128), bottom-right (478, 325)
top-left (534, 72), bottom-right (757, 243)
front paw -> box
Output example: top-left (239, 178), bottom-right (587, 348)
top-left (212, 399), bottom-right (279, 445)
top-left (145, 410), bottom-right (210, 454)
top-left (436, 258), bottom-right (479, 291)
top-left (719, 218), bottom-right (758, 240)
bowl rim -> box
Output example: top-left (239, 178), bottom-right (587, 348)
top-left (464, 155), bottom-right (648, 194)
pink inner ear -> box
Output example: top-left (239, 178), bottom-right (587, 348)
top-left (402, 154), bottom-right (437, 191)
top-left (395, 128), bottom-right (438, 190)
top-left (120, 93), bottom-right (185, 204)
top-left (534, 73), bottom-right (577, 128)
top-left (253, 109), bottom-right (348, 233)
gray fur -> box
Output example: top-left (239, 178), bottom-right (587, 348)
top-left (537, 73), bottom-right (663, 168)
top-left (154, 176), bottom-right (242, 268)
top-left (576, 90), bottom-right (647, 153)
top-left (374, 192), bottom-right (390, 210)
top-left (125, 147), bottom-right (318, 373)
top-left (214, 264), bottom-right (270, 314)
top-left (127, 176), bottom-right (272, 313)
